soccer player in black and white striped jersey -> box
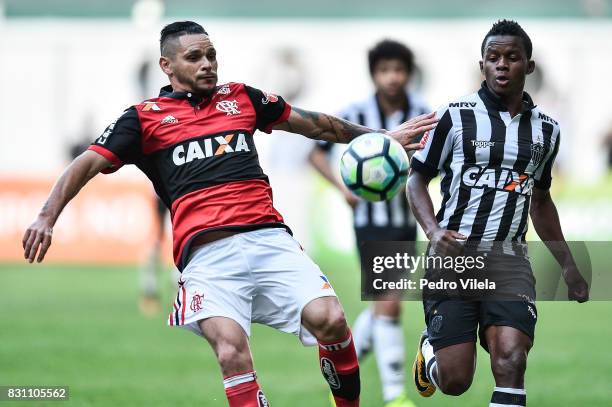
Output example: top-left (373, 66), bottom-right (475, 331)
top-left (310, 40), bottom-right (428, 407)
top-left (408, 20), bottom-right (589, 407)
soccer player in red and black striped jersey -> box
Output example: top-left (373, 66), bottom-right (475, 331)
top-left (22, 21), bottom-right (436, 407)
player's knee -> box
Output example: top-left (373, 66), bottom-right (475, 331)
top-left (491, 348), bottom-right (527, 380)
top-left (438, 375), bottom-right (473, 396)
top-left (312, 306), bottom-right (348, 342)
top-left (216, 342), bottom-right (251, 373)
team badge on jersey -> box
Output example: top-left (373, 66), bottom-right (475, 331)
top-left (216, 100), bottom-right (241, 115)
top-left (530, 142), bottom-right (545, 167)
top-left (142, 102), bottom-right (161, 111)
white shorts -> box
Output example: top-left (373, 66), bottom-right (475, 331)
top-left (167, 227), bottom-right (336, 345)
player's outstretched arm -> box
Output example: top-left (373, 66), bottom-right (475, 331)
top-left (274, 107), bottom-right (437, 151)
top-left (22, 150), bottom-right (112, 263)
top-left (407, 170), bottom-right (465, 256)
top-left (530, 187), bottom-right (589, 302)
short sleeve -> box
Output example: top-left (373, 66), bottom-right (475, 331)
top-left (244, 85), bottom-right (291, 133)
top-left (533, 128), bottom-right (560, 190)
top-left (88, 107), bottom-right (142, 174)
top-left (411, 107), bottom-right (454, 177)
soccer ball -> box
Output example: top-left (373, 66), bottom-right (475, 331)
top-left (340, 133), bottom-right (409, 201)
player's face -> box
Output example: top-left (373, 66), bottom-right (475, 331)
top-left (480, 35), bottom-right (535, 98)
top-left (372, 59), bottom-right (410, 100)
top-left (162, 34), bottom-right (218, 96)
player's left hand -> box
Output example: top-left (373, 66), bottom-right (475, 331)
top-left (563, 265), bottom-right (589, 303)
top-left (385, 111), bottom-right (438, 151)
top-left (22, 215), bottom-right (54, 263)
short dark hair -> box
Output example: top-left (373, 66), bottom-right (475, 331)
top-left (481, 19), bottom-right (532, 59)
top-left (368, 39), bottom-right (415, 76)
top-left (160, 21), bottom-right (208, 56)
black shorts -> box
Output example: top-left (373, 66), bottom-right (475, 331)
top-left (423, 299), bottom-right (538, 353)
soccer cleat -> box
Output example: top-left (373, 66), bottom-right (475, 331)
top-left (412, 330), bottom-right (436, 397)
top-left (139, 295), bottom-right (161, 317)
top-left (384, 392), bottom-right (417, 407)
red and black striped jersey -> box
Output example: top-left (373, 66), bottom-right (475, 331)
top-left (89, 82), bottom-right (292, 270)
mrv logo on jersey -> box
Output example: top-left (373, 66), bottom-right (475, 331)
top-left (172, 132), bottom-right (251, 166)
top-left (462, 165), bottom-right (533, 194)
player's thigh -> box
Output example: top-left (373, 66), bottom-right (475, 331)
top-left (478, 300), bottom-right (537, 353)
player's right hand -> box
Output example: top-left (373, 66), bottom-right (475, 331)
top-left (563, 265), bottom-right (589, 303)
top-left (387, 111), bottom-right (438, 152)
top-left (22, 215), bottom-right (54, 263)
top-left (429, 228), bottom-right (466, 257)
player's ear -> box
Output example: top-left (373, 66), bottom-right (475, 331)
top-left (479, 60), bottom-right (484, 74)
top-left (159, 56), bottom-right (173, 76)
top-left (526, 60), bottom-right (535, 75)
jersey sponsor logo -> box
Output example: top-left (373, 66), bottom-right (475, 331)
top-left (461, 165), bottom-right (533, 195)
top-left (530, 142), bottom-right (545, 167)
top-left (161, 115), bottom-right (178, 125)
top-left (216, 100), bottom-right (241, 115)
top-left (538, 112), bottom-right (558, 125)
top-left (142, 102), bottom-right (161, 111)
top-left (172, 132), bottom-right (251, 166)
top-left (256, 390), bottom-right (269, 407)
top-left (217, 84), bottom-right (231, 95)
top-left (190, 293), bottom-right (204, 312)
top-left (449, 102), bottom-right (477, 108)
top-left (471, 140), bottom-right (495, 148)
top-left (320, 358), bottom-right (341, 390)
top-left (261, 92), bottom-right (279, 105)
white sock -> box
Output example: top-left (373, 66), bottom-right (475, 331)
top-left (372, 315), bottom-right (405, 401)
top-left (421, 337), bottom-right (439, 388)
top-left (490, 387), bottom-right (526, 406)
top-left (352, 307), bottom-right (374, 360)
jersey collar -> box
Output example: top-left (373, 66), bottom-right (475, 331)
top-left (478, 81), bottom-right (535, 113)
top-left (159, 85), bottom-right (211, 107)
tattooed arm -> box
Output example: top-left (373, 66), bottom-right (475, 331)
top-left (274, 107), bottom-right (438, 151)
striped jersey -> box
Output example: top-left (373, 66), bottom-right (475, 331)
top-left (317, 92), bottom-right (429, 231)
top-left (412, 82), bottom-right (560, 242)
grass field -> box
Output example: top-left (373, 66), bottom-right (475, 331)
top-left (1, 258), bottom-right (611, 407)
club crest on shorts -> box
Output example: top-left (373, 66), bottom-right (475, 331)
top-left (320, 357), bottom-right (341, 389)
top-left (256, 390), bottom-right (269, 407)
top-left (216, 100), bottom-right (241, 115)
top-left (190, 293), bottom-right (204, 312)
top-left (430, 315), bottom-right (443, 333)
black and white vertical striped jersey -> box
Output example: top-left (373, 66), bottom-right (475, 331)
top-left (412, 82), bottom-right (560, 242)
top-left (316, 92), bottom-right (429, 233)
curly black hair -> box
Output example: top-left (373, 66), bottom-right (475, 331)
top-left (481, 19), bottom-right (532, 59)
top-left (368, 39), bottom-right (415, 75)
